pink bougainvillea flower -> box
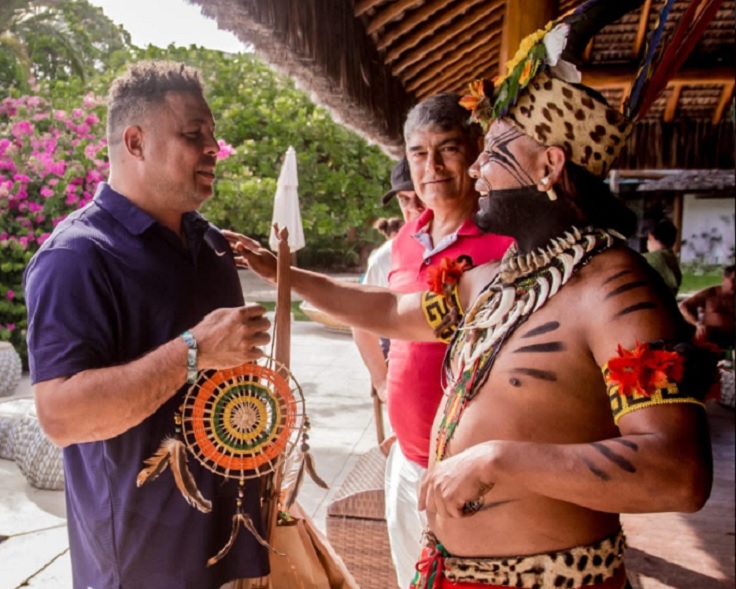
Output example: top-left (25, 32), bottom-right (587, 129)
top-left (217, 139), bottom-right (236, 160)
top-left (6, 290), bottom-right (14, 300)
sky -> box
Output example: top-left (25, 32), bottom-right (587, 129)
top-left (86, 0), bottom-right (245, 53)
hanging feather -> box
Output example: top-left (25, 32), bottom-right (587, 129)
top-left (136, 437), bottom-right (212, 513)
top-left (207, 512), bottom-right (284, 567)
top-left (303, 451), bottom-right (328, 490)
top-left (629, 0), bottom-right (724, 119)
top-left (283, 438), bottom-right (328, 508)
top-left (285, 459), bottom-right (306, 508)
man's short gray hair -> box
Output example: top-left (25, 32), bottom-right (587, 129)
top-left (403, 93), bottom-right (482, 143)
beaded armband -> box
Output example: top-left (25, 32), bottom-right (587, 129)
top-left (603, 341), bottom-right (710, 425)
top-left (422, 286), bottom-right (463, 342)
top-left (423, 256), bottom-right (471, 342)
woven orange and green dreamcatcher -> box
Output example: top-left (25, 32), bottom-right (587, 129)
top-left (136, 228), bottom-right (351, 587)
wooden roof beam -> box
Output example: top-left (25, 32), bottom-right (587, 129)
top-left (713, 81), bottom-right (735, 124)
top-left (377, 0), bottom-right (449, 51)
top-left (415, 52), bottom-right (498, 98)
top-left (355, 0), bottom-right (385, 17)
top-left (405, 33), bottom-right (501, 92)
top-left (582, 65), bottom-right (735, 87)
top-left (392, 2), bottom-right (502, 74)
top-left (384, 0), bottom-right (501, 58)
top-left (633, 0), bottom-right (653, 57)
top-left (367, 0), bottom-right (424, 35)
top-left (399, 19), bottom-right (501, 85)
top-left (663, 83), bottom-right (683, 122)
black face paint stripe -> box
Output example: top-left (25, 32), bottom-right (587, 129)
top-left (602, 270), bottom-right (632, 286)
top-left (485, 128), bottom-right (536, 186)
top-left (604, 280), bottom-right (647, 300)
top-left (522, 321), bottom-right (560, 338)
top-left (513, 342), bottom-right (566, 353)
top-left (609, 438), bottom-right (639, 451)
top-left (582, 456), bottom-right (611, 481)
top-left (614, 301), bottom-right (657, 318)
top-left (510, 367), bottom-right (557, 381)
top-left (591, 442), bottom-right (636, 473)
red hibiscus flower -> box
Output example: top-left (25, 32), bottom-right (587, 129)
top-left (607, 341), bottom-right (684, 397)
top-left (427, 257), bottom-right (470, 295)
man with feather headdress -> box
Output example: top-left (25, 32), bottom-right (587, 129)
top-left (229, 0), bottom-right (721, 587)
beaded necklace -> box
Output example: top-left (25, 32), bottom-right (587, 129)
top-left (435, 226), bottom-right (621, 461)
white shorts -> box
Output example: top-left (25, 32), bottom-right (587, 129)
top-left (384, 442), bottom-right (427, 589)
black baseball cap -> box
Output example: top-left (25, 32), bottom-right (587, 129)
top-left (381, 157), bottom-right (415, 206)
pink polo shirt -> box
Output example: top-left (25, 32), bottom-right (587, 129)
top-left (387, 209), bottom-right (513, 467)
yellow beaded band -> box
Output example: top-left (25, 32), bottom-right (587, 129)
top-left (422, 285), bottom-right (463, 343)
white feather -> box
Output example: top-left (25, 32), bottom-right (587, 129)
top-left (543, 24), bottom-right (570, 66)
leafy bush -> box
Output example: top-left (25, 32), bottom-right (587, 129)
top-left (0, 92), bottom-right (109, 365)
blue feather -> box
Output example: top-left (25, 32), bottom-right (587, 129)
top-left (627, 0), bottom-right (676, 117)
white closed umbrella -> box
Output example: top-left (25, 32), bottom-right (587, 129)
top-left (269, 146), bottom-right (305, 253)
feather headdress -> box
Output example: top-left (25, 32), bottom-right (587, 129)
top-left (461, 0), bottom-right (723, 177)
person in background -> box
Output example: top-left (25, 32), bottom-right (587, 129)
top-left (24, 61), bottom-right (271, 589)
top-left (679, 264), bottom-right (735, 350)
top-left (352, 158), bottom-right (424, 402)
top-left (643, 219), bottom-right (682, 296)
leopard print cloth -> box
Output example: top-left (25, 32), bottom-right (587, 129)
top-left (426, 529), bottom-right (625, 588)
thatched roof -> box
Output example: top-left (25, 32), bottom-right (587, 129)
top-left (190, 0), bottom-right (735, 169)
top-left (637, 168), bottom-right (735, 192)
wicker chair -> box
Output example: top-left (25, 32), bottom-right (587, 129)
top-left (326, 447), bottom-right (398, 589)
top-left (0, 342), bottom-right (22, 397)
top-left (0, 396), bottom-right (35, 460)
top-left (11, 405), bottom-right (64, 490)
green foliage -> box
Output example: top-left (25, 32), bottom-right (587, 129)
top-left (680, 266), bottom-right (723, 296)
top-left (0, 0), bottom-right (130, 91)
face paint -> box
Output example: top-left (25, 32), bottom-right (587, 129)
top-left (481, 126), bottom-right (538, 188)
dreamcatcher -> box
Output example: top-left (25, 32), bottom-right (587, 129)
top-left (136, 226), bottom-right (328, 570)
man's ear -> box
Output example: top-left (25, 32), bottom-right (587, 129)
top-left (122, 126), bottom-right (144, 160)
top-left (536, 146), bottom-right (567, 191)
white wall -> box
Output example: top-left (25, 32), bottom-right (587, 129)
top-left (680, 195), bottom-right (735, 265)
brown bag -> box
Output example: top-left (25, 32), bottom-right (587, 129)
top-left (269, 503), bottom-right (359, 589)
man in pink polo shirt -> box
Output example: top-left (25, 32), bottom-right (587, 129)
top-left (381, 93), bottom-right (512, 586)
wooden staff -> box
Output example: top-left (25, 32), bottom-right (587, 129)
top-left (264, 224), bottom-right (291, 555)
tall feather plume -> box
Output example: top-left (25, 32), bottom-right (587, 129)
top-left (560, 0), bottom-right (646, 65)
top-left (136, 437), bottom-right (212, 513)
top-left (627, 0), bottom-right (724, 119)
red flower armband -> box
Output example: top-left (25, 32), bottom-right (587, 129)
top-left (606, 341), bottom-right (684, 397)
top-left (603, 340), bottom-right (711, 425)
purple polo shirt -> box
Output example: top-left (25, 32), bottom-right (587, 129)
top-left (24, 183), bottom-right (268, 589)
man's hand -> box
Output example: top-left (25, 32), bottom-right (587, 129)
top-left (379, 433), bottom-right (397, 457)
top-left (192, 304), bottom-right (271, 368)
top-left (419, 442), bottom-right (496, 518)
top-left (222, 230), bottom-right (278, 284)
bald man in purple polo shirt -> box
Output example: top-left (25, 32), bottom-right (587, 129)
top-left (24, 61), bottom-right (271, 589)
